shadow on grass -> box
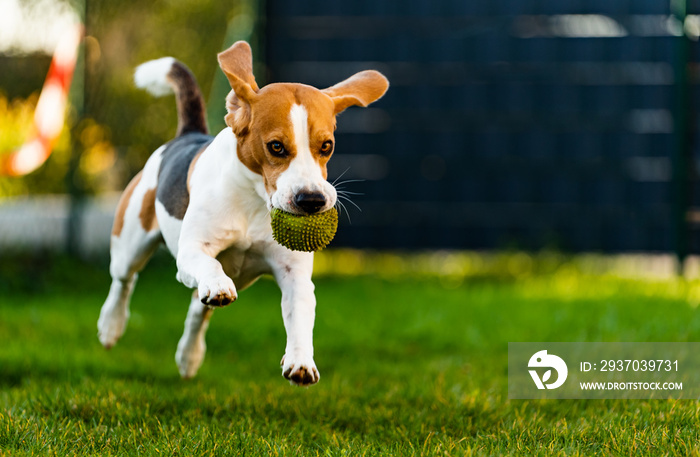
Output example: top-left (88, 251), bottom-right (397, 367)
top-left (0, 359), bottom-right (183, 389)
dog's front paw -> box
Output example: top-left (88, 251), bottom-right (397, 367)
top-left (198, 275), bottom-right (237, 307)
top-left (281, 354), bottom-right (320, 386)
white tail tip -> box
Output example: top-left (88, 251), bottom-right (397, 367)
top-left (134, 57), bottom-right (176, 96)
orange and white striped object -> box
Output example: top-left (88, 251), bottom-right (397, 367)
top-left (2, 23), bottom-right (83, 177)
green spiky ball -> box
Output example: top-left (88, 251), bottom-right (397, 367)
top-left (271, 207), bottom-right (338, 252)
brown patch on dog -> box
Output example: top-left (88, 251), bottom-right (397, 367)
top-left (218, 41), bottom-right (259, 93)
top-left (139, 187), bottom-right (158, 232)
top-left (322, 70), bottom-right (390, 114)
top-left (112, 171), bottom-right (143, 236)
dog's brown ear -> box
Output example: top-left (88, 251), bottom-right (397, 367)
top-left (323, 70), bottom-right (389, 115)
top-left (218, 41), bottom-right (259, 99)
top-left (218, 41), bottom-right (259, 133)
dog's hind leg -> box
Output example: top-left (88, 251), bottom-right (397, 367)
top-left (175, 292), bottom-right (214, 378)
top-left (98, 155), bottom-right (164, 348)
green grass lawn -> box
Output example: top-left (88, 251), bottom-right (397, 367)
top-left (1, 251), bottom-right (700, 456)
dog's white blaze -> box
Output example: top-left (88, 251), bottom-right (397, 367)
top-left (290, 104), bottom-right (311, 158)
top-left (289, 104), bottom-right (317, 180)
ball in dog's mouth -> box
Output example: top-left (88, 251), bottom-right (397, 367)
top-left (270, 207), bottom-right (338, 252)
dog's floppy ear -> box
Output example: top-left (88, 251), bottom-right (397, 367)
top-left (218, 41), bottom-right (259, 132)
top-left (218, 41), bottom-right (259, 99)
top-left (323, 70), bottom-right (389, 115)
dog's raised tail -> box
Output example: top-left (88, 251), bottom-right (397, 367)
top-left (134, 57), bottom-right (208, 136)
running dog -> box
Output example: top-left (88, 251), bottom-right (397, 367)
top-left (97, 41), bottom-right (389, 386)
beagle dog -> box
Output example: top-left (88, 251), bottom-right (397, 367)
top-left (97, 41), bottom-right (389, 386)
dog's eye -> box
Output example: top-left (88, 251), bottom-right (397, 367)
top-left (320, 140), bottom-right (333, 156)
top-left (267, 141), bottom-right (287, 157)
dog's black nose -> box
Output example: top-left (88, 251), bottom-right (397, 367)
top-left (294, 192), bottom-right (326, 214)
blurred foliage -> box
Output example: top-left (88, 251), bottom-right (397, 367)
top-left (0, 56), bottom-right (52, 99)
top-left (83, 0), bottom-right (249, 187)
top-left (0, 92), bottom-right (119, 197)
top-left (0, 0), bottom-right (252, 195)
top-left (314, 248), bottom-right (686, 283)
top-left (0, 92), bottom-right (71, 197)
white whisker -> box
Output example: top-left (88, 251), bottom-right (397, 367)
top-left (331, 174), bottom-right (364, 223)
top-left (336, 190), bottom-right (363, 196)
top-left (332, 168), bottom-right (352, 186)
top-left (333, 179), bottom-right (366, 188)
top-left (338, 194), bottom-right (362, 212)
top-left (335, 200), bottom-right (352, 223)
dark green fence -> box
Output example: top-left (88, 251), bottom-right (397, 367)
top-left (264, 0), bottom-right (700, 256)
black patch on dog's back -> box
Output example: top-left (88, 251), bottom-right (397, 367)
top-left (157, 133), bottom-right (213, 220)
